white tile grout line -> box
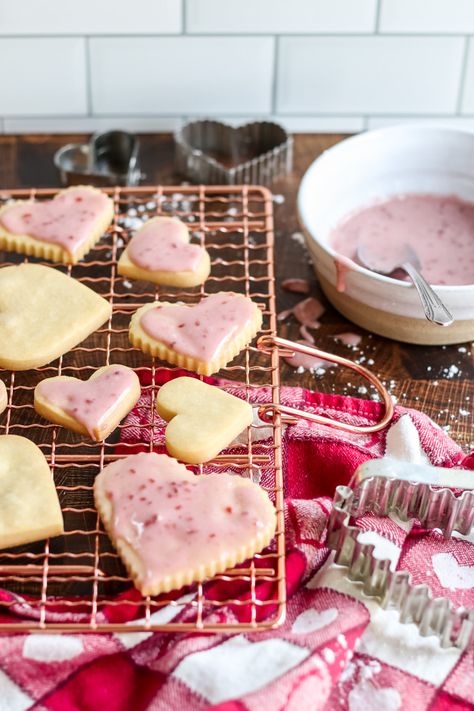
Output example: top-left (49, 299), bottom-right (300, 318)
top-left (456, 36), bottom-right (470, 115)
top-left (5, 113), bottom-right (474, 121)
top-left (271, 36), bottom-right (279, 115)
top-left (84, 36), bottom-right (93, 117)
top-left (181, 0), bottom-right (186, 34)
top-left (0, 32), bottom-right (471, 38)
top-left (374, 0), bottom-right (382, 33)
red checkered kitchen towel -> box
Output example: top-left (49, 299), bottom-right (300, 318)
top-left (1, 369), bottom-right (474, 711)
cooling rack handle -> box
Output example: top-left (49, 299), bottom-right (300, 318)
top-left (256, 335), bottom-right (394, 434)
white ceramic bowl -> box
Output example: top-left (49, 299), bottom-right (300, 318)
top-left (297, 125), bottom-right (474, 345)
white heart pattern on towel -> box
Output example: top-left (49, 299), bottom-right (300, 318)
top-left (291, 607), bottom-right (338, 634)
top-left (432, 552), bottom-right (474, 590)
top-left (23, 634), bottom-right (84, 662)
top-left (348, 681), bottom-right (401, 711)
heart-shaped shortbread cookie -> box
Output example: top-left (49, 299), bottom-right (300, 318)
top-left (94, 451), bottom-right (276, 595)
top-left (34, 365), bottom-right (141, 441)
top-left (0, 380), bottom-right (7, 415)
top-left (0, 435), bottom-right (63, 549)
top-left (129, 292), bottom-right (262, 375)
top-left (0, 186), bottom-right (114, 264)
top-left (155, 376), bottom-right (253, 464)
top-left (118, 217), bottom-right (210, 287)
top-left (0, 263), bottom-right (112, 370)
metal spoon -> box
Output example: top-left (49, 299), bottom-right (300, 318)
top-left (357, 243), bottom-right (454, 327)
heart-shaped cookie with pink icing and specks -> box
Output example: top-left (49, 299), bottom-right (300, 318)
top-left (34, 365), bottom-right (141, 442)
top-left (129, 292), bottom-right (262, 375)
top-left (118, 216), bottom-right (211, 287)
top-left (0, 186), bottom-right (114, 264)
top-left (94, 451), bottom-right (276, 596)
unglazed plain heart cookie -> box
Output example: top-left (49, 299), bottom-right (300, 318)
top-left (0, 435), bottom-right (63, 549)
top-left (118, 216), bottom-right (211, 287)
top-left (34, 365), bottom-right (141, 441)
top-left (155, 376), bottom-right (253, 464)
top-left (0, 186), bottom-right (114, 264)
top-left (0, 263), bottom-right (112, 370)
top-left (94, 452), bottom-right (276, 595)
top-left (0, 380), bottom-right (7, 415)
top-left (129, 292), bottom-right (262, 375)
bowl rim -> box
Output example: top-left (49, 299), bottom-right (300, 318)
top-left (297, 123), bottom-right (474, 293)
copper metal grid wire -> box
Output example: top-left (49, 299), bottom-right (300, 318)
top-left (0, 185), bottom-right (286, 633)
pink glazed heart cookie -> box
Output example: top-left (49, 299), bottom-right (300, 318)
top-left (0, 186), bottom-right (114, 264)
top-left (34, 365), bottom-right (141, 441)
top-left (129, 292), bottom-right (263, 375)
top-left (94, 452), bottom-right (276, 596)
top-left (118, 216), bottom-right (211, 287)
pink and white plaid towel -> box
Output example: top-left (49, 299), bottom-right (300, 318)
top-left (0, 369), bottom-right (473, 711)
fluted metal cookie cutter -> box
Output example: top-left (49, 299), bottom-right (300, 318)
top-left (327, 458), bottom-right (474, 649)
top-left (175, 119), bottom-right (293, 185)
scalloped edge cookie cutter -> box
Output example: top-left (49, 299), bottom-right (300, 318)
top-left (174, 119), bottom-right (293, 185)
top-left (327, 458), bottom-right (474, 649)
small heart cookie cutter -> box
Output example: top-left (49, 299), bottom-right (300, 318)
top-left (175, 119), bottom-right (293, 185)
top-left (327, 460), bottom-right (474, 649)
top-left (54, 130), bottom-right (142, 187)
top-left (256, 335), bottom-right (394, 433)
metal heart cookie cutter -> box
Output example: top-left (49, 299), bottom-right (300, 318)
top-left (327, 458), bottom-right (474, 649)
top-left (54, 130), bottom-right (141, 187)
top-left (175, 119), bottom-right (293, 185)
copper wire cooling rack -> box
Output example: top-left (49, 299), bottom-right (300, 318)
top-left (0, 185), bottom-right (286, 633)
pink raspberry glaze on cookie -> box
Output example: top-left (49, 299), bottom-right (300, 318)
top-left (127, 219), bottom-right (204, 272)
top-left (36, 365), bottom-right (138, 438)
top-left (0, 188), bottom-right (111, 255)
top-left (100, 452), bottom-right (273, 586)
top-left (140, 293), bottom-right (257, 361)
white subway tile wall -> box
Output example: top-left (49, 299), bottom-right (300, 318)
top-left (0, 0), bottom-right (473, 134)
top-left (89, 37), bottom-right (274, 114)
top-left (0, 38), bottom-right (87, 116)
top-left (277, 36), bottom-right (464, 114)
top-left (0, 0), bottom-right (182, 34)
top-left (186, 0), bottom-right (378, 34)
top-left (379, 0), bottom-right (474, 34)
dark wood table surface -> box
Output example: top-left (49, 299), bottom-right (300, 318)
top-left (1, 132), bottom-right (473, 452)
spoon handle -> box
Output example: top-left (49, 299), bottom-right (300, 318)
top-left (402, 262), bottom-right (454, 327)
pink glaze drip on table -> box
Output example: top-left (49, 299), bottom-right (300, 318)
top-left (334, 332), bottom-right (362, 347)
top-left (0, 188), bottom-right (110, 255)
top-left (283, 340), bottom-right (333, 371)
top-left (281, 278), bottom-right (310, 295)
top-left (37, 365), bottom-right (137, 438)
top-left (277, 296), bottom-right (325, 343)
top-left (102, 452), bottom-right (272, 584)
top-left (140, 293), bottom-right (257, 361)
top-left (127, 219), bottom-right (204, 272)
top-left (330, 193), bottom-right (474, 286)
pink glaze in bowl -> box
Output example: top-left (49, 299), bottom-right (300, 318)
top-left (297, 125), bottom-right (474, 345)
